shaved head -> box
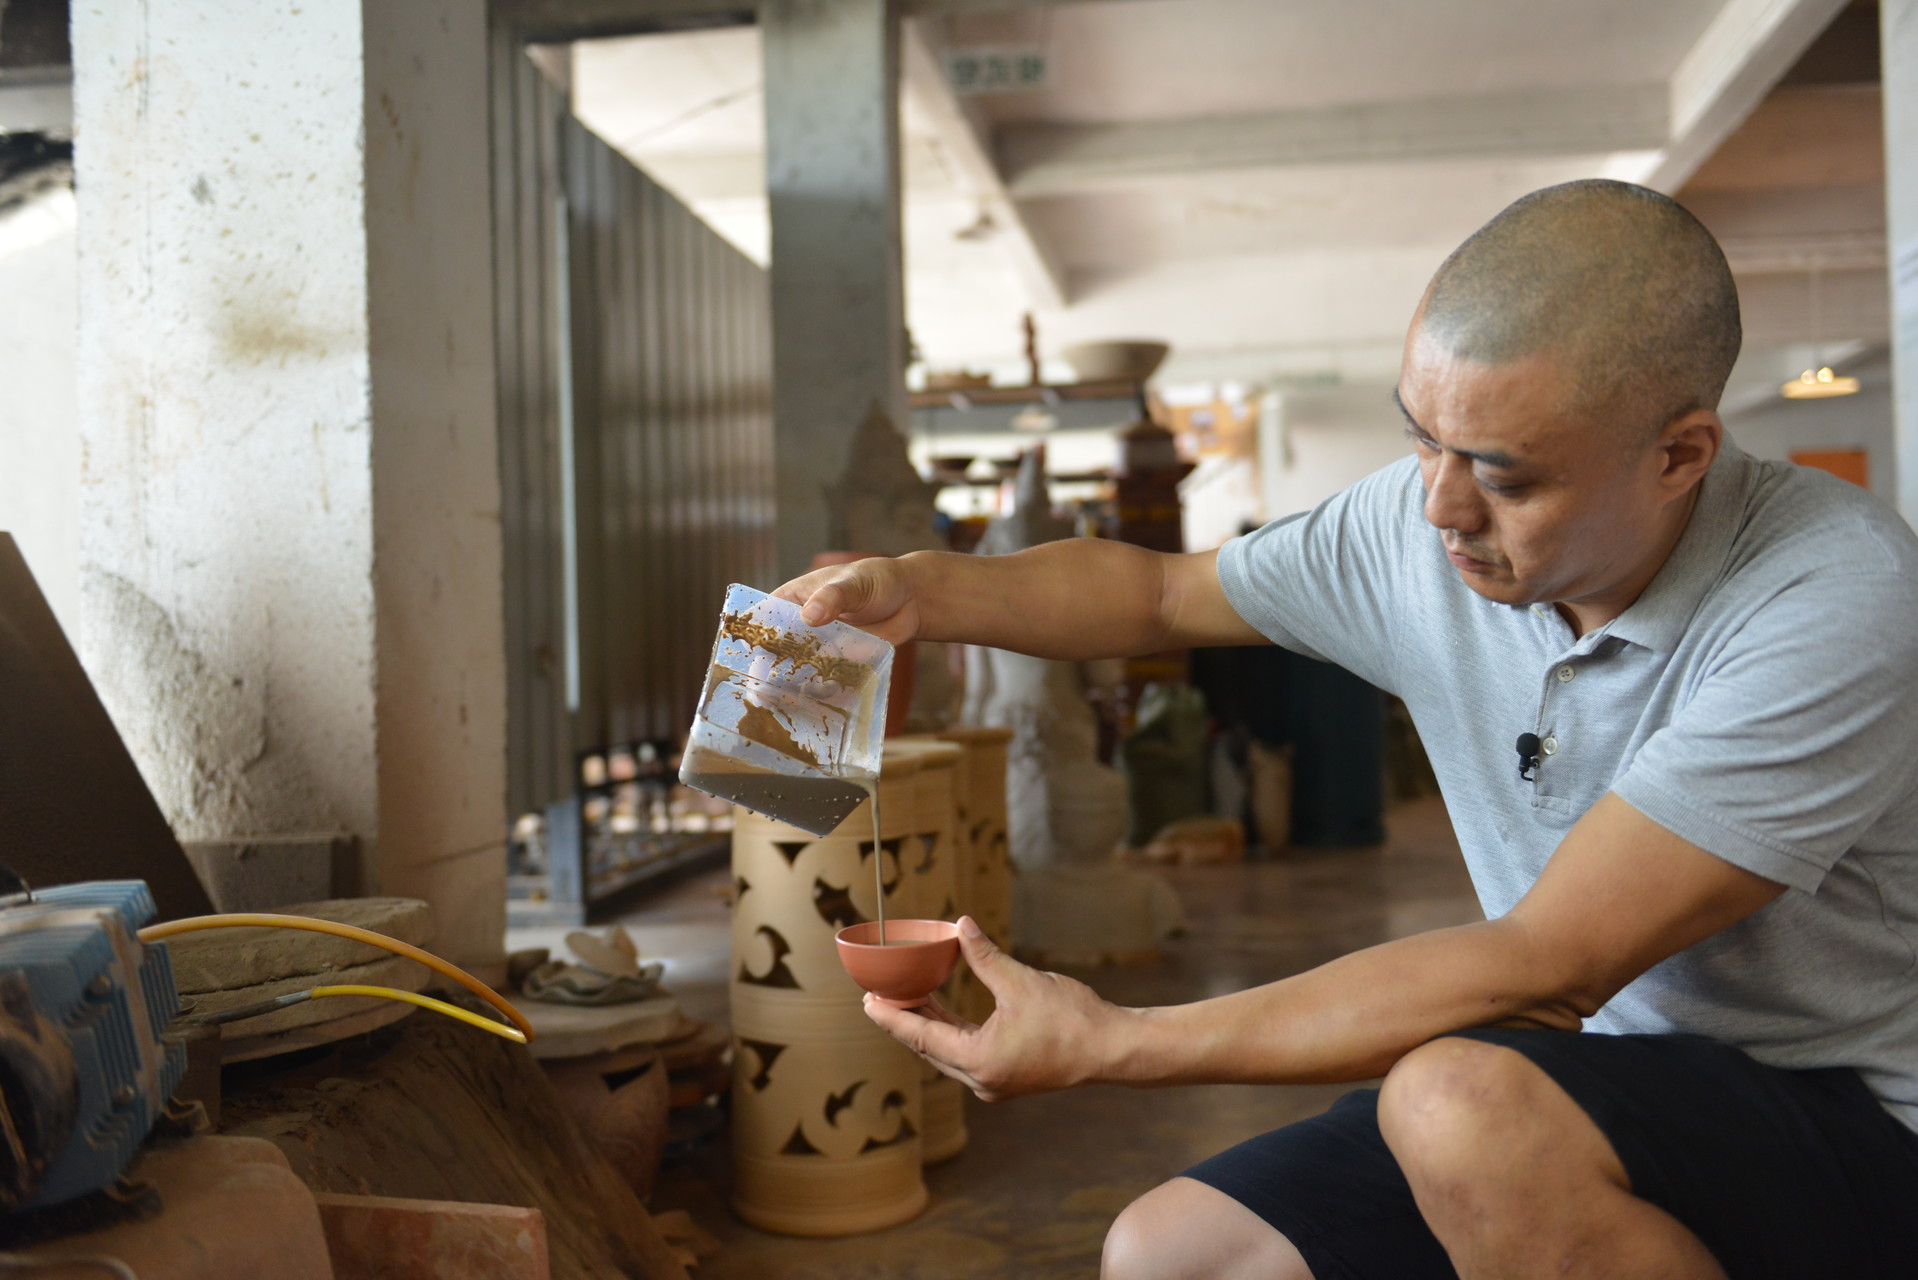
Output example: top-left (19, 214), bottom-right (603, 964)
top-left (1418, 180), bottom-right (1740, 436)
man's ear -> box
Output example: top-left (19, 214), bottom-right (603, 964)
top-left (1659, 409), bottom-right (1721, 494)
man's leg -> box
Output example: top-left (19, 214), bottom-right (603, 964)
top-left (1378, 1037), bottom-right (1727, 1279)
top-left (1102, 1177), bottom-right (1314, 1280)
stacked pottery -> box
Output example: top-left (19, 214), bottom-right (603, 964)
top-left (729, 751), bottom-right (927, 1236)
top-left (885, 738), bottom-right (967, 1163)
top-left (935, 726), bottom-right (1014, 1025)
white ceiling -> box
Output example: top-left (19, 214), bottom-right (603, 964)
top-left (569, 0), bottom-right (1880, 396)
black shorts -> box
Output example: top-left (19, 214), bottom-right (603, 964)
top-left (1183, 1028), bottom-right (1918, 1280)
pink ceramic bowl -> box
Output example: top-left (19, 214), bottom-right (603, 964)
top-left (835, 920), bottom-right (960, 1008)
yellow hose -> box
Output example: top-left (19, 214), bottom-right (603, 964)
top-left (307, 985), bottom-right (528, 1044)
top-left (139, 913), bottom-right (535, 1042)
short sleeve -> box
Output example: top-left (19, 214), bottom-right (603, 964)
top-left (1612, 572), bottom-right (1918, 893)
top-left (1214, 458), bottom-right (1420, 695)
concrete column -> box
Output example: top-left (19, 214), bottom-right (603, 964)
top-left (72, 1), bottom-right (507, 967)
top-left (1888, 0), bottom-right (1918, 522)
top-left (763, 0), bottom-right (907, 579)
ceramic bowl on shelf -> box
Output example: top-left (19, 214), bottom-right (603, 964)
top-left (1060, 340), bottom-right (1170, 383)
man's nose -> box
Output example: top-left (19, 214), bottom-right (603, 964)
top-left (1423, 453), bottom-right (1485, 533)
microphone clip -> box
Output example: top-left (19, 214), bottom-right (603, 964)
top-left (1515, 732), bottom-right (1542, 782)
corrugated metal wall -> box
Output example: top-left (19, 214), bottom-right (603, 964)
top-left (493, 38), bottom-right (775, 820)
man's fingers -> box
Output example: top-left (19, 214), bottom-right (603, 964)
top-left (864, 994), bottom-right (974, 1066)
top-left (910, 995), bottom-right (979, 1034)
top-left (957, 916), bottom-right (1021, 994)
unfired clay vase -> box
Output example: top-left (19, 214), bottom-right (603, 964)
top-left (935, 725), bottom-right (1013, 1024)
top-left (730, 752), bottom-right (928, 1237)
top-left (835, 920), bottom-right (960, 1006)
top-left (881, 737), bottom-right (968, 1163)
top-left (542, 1046), bottom-right (670, 1202)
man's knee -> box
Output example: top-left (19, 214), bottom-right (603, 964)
top-left (1102, 1177), bottom-right (1313, 1280)
top-left (1378, 1036), bottom-right (1537, 1154)
top-left (1378, 1036), bottom-right (1618, 1192)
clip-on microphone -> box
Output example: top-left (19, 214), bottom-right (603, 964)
top-left (1515, 732), bottom-right (1542, 782)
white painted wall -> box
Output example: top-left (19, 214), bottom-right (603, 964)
top-left (1886, 0), bottom-right (1918, 521)
top-left (1262, 384), bottom-right (1415, 520)
top-left (72, 0), bottom-right (507, 965)
top-left (0, 200), bottom-right (79, 634)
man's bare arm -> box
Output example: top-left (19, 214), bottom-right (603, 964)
top-left (867, 793), bottom-right (1784, 1099)
top-left (774, 540), bottom-right (1264, 660)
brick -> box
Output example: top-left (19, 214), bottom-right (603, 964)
top-left (315, 1193), bottom-right (549, 1280)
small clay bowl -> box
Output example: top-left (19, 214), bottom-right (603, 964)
top-left (835, 920), bottom-right (960, 1008)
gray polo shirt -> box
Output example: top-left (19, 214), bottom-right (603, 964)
top-left (1218, 439), bottom-right (1918, 1131)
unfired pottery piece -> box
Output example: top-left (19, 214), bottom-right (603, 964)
top-left (835, 920), bottom-right (960, 1008)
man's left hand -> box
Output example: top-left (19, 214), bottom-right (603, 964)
top-left (862, 917), bottom-right (1125, 1101)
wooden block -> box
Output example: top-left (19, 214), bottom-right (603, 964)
top-left (315, 1193), bottom-right (548, 1280)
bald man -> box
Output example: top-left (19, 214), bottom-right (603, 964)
top-left (776, 181), bottom-right (1918, 1280)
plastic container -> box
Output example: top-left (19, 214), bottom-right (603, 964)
top-left (680, 583), bottom-right (894, 837)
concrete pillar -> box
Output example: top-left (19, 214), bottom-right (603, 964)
top-left (1888, 0), bottom-right (1918, 523)
top-left (763, 0), bottom-right (907, 580)
top-left (72, 1), bottom-right (507, 967)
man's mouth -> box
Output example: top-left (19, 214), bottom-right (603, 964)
top-left (1444, 541), bottom-right (1502, 572)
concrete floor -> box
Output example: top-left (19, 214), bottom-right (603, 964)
top-left (591, 794), bottom-right (1479, 1279)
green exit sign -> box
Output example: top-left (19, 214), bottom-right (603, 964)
top-left (946, 47), bottom-right (1049, 96)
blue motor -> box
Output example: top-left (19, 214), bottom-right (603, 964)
top-left (0, 881), bottom-right (186, 1211)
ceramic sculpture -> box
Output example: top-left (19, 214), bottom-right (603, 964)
top-left (729, 752), bottom-right (928, 1236)
top-left (820, 402), bottom-right (961, 731)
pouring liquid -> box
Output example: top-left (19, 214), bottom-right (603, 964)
top-left (861, 777), bottom-right (886, 945)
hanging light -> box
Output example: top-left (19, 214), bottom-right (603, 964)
top-left (1781, 264), bottom-right (1860, 399)
top-left (1781, 366), bottom-right (1860, 399)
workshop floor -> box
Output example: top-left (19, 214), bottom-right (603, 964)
top-left (613, 794), bottom-right (1479, 1279)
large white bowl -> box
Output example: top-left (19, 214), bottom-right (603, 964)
top-left (1061, 340), bottom-right (1171, 383)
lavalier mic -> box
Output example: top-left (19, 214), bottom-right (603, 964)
top-left (1516, 733), bottom-right (1542, 782)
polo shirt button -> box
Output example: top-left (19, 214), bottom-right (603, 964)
top-left (1556, 665), bottom-right (1575, 682)
top-left (1542, 736), bottom-right (1559, 755)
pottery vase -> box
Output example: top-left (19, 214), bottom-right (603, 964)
top-left (729, 751), bottom-right (928, 1236)
top-left (935, 725), bottom-right (1014, 1025)
top-left (884, 738), bottom-right (967, 1164)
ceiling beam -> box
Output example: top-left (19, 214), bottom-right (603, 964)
top-left (494, 0), bottom-right (756, 43)
top-left (901, 19), bottom-right (1067, 308)
top-left (496, 0), bottom-right (1121, 42)
top-left (1623, 0), bottom-right (1852, 192)
top-left (1000, 85), bottom-right (1671, 198)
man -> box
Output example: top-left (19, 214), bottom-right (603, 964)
top-left (776, 181), bottom-right (1918, 1279)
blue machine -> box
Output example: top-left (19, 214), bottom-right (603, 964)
top-left (0, 881), bottom-right (186, 1212)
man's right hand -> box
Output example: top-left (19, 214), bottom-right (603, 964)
top-left (773, 557), bottom-right (923, 646)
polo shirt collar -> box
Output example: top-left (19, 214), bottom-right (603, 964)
top-left (1603, 439), bottom-right (1754, 655)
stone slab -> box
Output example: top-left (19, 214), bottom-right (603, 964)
top-left (508, 994), bottom-right (686, 1061)
top-left (169, 897), bottom-right (436, 993)
top-left (183, 953), bottom-right (426, 1038)
top-left (316, 1192), bottom-right (549, 1280)
top-left (13, 1136), bottom-right (331, 1280)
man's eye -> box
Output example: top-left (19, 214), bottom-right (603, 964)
top-left (1477, 476), bottom-right (1525, 495)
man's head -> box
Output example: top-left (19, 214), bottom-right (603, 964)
top-left (1397, 179), bottom-right (1738, 626)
